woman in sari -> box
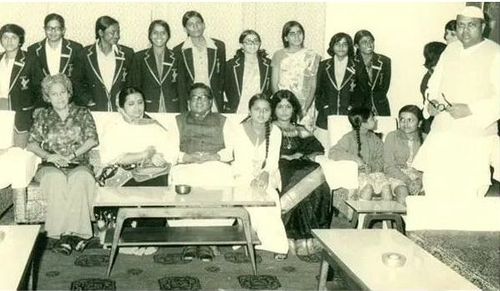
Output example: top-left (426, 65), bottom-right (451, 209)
top-left (271, 90), bottom-right (331, 256)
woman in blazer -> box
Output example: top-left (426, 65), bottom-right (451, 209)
top-left (27, 13), bottom-right (83, 89)
top-left (0, 24), bottom-right (43, 147)
top-left (173, 11), bottom-right (226, 112)
top-left (353, 30), bottom-right (391, 116)
top-left (224, 30), bottom-right (271, 114)
top-left (315, 32), bottom-right (357, 148)
top-left (129, 20), bottom-right (179, 112)
top-left (78, 16), bottom-right (134, 112)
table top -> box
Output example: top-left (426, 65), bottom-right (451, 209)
top-left (345, 200), bottom-right (406, 214)
top-left (0, 225), bottom-right (41, 290)
top-left (312, 229), bottom-right (477, 290)
top-left (93, 186), bottom-right (275, 207)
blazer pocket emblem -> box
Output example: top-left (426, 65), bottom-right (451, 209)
top-left (20, 76), bottom-right (30, 90)
top-left (67, 64), bottom-right (74, 77)
top-left (121, 69), bottom-right (128, 82)
top-left (172, 69), bottom-right (178, 82)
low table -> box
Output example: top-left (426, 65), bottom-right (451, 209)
top-left (93, 186), bottom-right (275, 277)
top-left (312, 229), bottom-right (477, 290)
top-left (345, 200), bottom-right (406, 233)
top-left (0, 225), bottom-right (41, 290)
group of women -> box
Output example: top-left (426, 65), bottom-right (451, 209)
top-left (0, 10), bottom-right (404, 258)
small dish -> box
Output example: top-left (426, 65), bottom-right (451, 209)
top-left (381, 252), bottom-right (406, 267)
top-left (175, 184), bottom-right (192, 195)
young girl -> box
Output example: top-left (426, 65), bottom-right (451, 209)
top-left (232, 93), bottom-right (289, 260)
top-left (224, 30), bottom-right (272, 114)
top-left (329, 107), bottom-right (391, 201)
top-left (271, 21), bottom-right (320, 131)
top-left (384, 105), bottom-right (425, 205)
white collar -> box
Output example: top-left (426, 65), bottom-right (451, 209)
top-left (45, 39), bottom-right (63, 51)
top-left (96, 39), bottom-right (119, 56)
top-left (458, 39), bottom-right (486, 55)
top-left (182, 36), bottom-right (216, 50)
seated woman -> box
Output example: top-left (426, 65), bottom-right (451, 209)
top-left (328, 107), bottom-right (391, 217)
top-left (232, 93), bottom-right (289, 260)
top-left (384, 105), bottom-right (425, 205)
top-left (270, 90), bottom-right (331, 256)
top-left (97, 87), bottom-right (179, 256)
top-left (27, 74), bottom-right (98, 255)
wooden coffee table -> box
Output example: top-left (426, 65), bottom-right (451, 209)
top-left (345, 200), bottom-right (406, 233)
top-left (93, 186), bottom-right (275, 276)
top-left (312, 229), bottom-right (478, 290)
top-left (0, 225), bottom-right (40, 290)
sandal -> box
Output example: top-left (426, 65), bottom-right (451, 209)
top-left (182, 246), bottom-right (198, 261)
top-left (198, 246), bottom-right (214, 262)
top-left (74, 238), bottom-right (92, 252)
top-left (274, 253), bottom-right (288, 261)
top-left (52, 236), bottom-right (72, 256)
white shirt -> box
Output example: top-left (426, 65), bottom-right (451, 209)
top-left (0, 55), bottom-right (15, 100)
top-left (45, 40), bottom-right (62, 76)
top-left (183, 37), bottom-right (218, 112)
top-left (96, 42), bottom-right (117, 94)
top-left (238, 60), bottom-right (260, 114)
top-left (334, 55), bottom-right (348, 86)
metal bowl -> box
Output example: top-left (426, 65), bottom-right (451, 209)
top-left (175, 184), bottom-right (192, 195)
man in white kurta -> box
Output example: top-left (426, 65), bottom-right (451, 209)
top-left (408, 6), bottom-right (500, 230)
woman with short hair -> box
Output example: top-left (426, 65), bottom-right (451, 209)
top-left (129, 20), bottom-right (180, 112)
top-left (78, 15), bottom-right (134, 111)
top-left (224, 29), bottom-right (272, 114)
top-left (27, 73), bottom-right (99, 255)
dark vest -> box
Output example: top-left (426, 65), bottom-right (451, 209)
top-left (176, 112), bottom-right (226, 154)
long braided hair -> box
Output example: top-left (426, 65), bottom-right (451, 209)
top-left (398, 105), bottom-right (424, 145)
top-left (347, 107), bottom-right (373, 160)
top-left (242, 93), bottom-right (271, 169)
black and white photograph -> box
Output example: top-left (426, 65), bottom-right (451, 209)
top-left (0, 1), bottom-right (498, 290)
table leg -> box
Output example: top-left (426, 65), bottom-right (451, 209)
top-left (317, 257), bottom-right (329, 291)
top-left (106, 209), bottom-right (127, 277)
top-left (357, 214), bottom-right (366, 229)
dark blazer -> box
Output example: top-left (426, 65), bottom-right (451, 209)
top-left (224, 54), bottom-right (271, 113)
top-left (128, 47), bottom-right (179, 112)
top-left (27, 38), bottom-right (83, 78)
top-left (173, 38), bottom-right (225, 112)
top-left (353, 52), bottom-right (391, 116)
top-left (315, 57), bottom-right (357, 129)
top-left (0, 50), bottom-right (43, 132)
top-left (78, 43), bottom-right (134, 111)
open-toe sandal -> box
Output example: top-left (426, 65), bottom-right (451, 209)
top-left (198, 246), bottom-right (214, 262)
top-left (52, 236), bottom-right (72, 256)
top-left (181, 246), bottom-right (198, 261)
top-left (274, 253), bottom-right (288, 261)
top-left (74, 238), bottom-right (92, 252)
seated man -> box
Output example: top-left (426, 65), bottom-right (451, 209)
top-left (168, 82), bottom-right (235, 261)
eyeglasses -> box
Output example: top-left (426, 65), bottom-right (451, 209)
top-left (426, 93), bottom-right (452, 112)
top-left (45, 26), bottom-right (63, 32)
top-left (243, 40), bottom-right (261, 46)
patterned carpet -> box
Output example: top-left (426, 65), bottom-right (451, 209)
top-left (32, 237), bottom-right (356, 290)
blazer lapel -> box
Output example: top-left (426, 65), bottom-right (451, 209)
top-left (59, 39), bottom-right (73, 76)
top-left (232, 56), bottom-right (243, 98)
top-left (181, 48), bottom-right (195, 81)
top-left (9, 50), bottom-right (26, 93)
top-left (259, 57), bottom-right (270, 92)
top-left (112, 46), bottom-right (125, 87)
top-left (207, 46), bottom-right (217, 80)
top-left (86, 45), bottom-right (105, 87)
top-left (325, 59), bottom-right (339, 91)
top-left (144, 48), bottom-right (161, 85)
top-left (161, 49), bottom-right (175, 84)
top-left (370, 54), bottom-right (383, 90)
top-left (339, 58), bottom-right (356, 90)
top-left (35, 41), bottom-right (50, 76)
